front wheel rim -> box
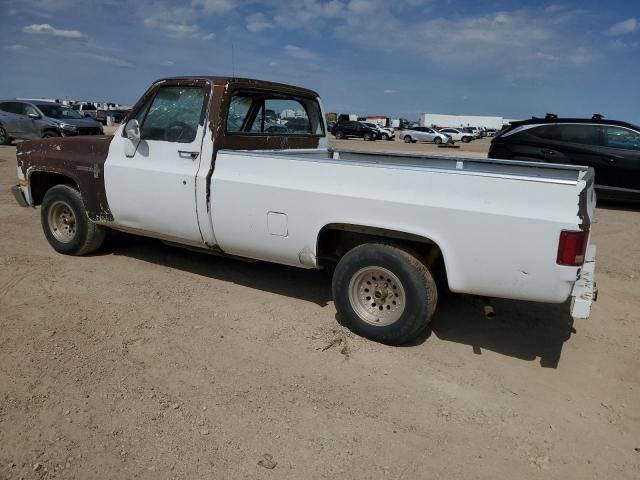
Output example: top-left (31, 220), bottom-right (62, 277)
top-left (48, 200), bottom-right (77, 243)
top-left (348, 266), bottom-right (406, 326)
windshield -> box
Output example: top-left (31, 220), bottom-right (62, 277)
top-left (36, 104), bottom-right (84, 119)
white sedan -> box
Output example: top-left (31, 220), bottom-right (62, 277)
top-left (438, 128), bottom-right (475, 143)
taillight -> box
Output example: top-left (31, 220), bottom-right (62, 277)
top-left (557, 230), bottom-right (588, 266)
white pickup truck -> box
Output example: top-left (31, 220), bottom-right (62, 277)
top-left (12, 76), bottom-right (597, 344)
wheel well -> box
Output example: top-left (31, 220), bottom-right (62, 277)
top-left (29, 172), bottom-right (79, 205)
top-left (317, 224), bottom-right (446, 275)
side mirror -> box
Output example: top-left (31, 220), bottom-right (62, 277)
top-left (124, 119), bottom-right (140, 141)
top-left (28, 113), bottom-right (41, 119)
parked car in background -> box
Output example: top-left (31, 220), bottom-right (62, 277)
top-left (331, 120), bottom-right (378, 140)
top-left (460, 127), bottom-right (478, 138)
top-left (438, 128), bottom-right (474, 143)
top-left (486, 128), bottom-right (498, 137)
top-left (284, 117), bottom-right (314, 133)
top-left (398, 126), bottom-right (451, 144)
top-left (361, 121), bottom-right (395, 141)
top-left (467, 127), bottom-right (481, 138)
top-left (107, 109), bottom-right (129, 124)
top-left (72, 103), bottom-right (98, 119)
top-left (96, 109), bottom-right (108, 125)
top-left (0, 100), bottom-right (103, 144)
top-left (489, 114), bottom-right (640, 201)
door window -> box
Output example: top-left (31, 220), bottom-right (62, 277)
top-left (555, 124), bottom-right (600, 145)
top-left (2, 102), bottom-right (23, 115)
top-left (24, 104), bottom-right (39, 117)
top-left (140, 86), bottom-right (204, 143)
top-left (530, 125), bottom-right (555, 140)
top-left (605, 126), bottom-right (640, 151)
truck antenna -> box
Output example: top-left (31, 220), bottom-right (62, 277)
top-left (231, 44), bottom-right (235, 78)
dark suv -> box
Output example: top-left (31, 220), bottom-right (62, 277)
top-left (0, 100), bottom-right (104, 144)
top-left (489, 114), bottom-right (640, 201)
top-left (330, 120), bottom-right (378, 141)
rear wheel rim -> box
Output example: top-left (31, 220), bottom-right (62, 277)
top-left (0, 127), bottom-right (6, 143)
top-left (48, 200), bottom-right (77, 243)
top-left (348, 266), bottom-right (406, 326)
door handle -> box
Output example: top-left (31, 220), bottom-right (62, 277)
top-left (603, 156), bottom-right (616, 163)
top-left (178, 150), bottom-right (199, 160)
top-left (541, 149), bottom-right (555, 155)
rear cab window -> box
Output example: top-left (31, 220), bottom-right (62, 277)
top-left (226, 90), bottom-right (325, 137)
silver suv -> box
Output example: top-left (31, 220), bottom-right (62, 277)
top-left (398, 126), bottom-right (452, 144)
top-left (0, 100), bottom-right (104, 145)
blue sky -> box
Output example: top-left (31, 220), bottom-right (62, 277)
top-left (1, 0), bottom-right (639, 122)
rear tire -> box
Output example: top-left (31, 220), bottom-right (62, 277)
top-left (332, 243), bottom-right (438, 345)
top-left (334, 131), bottom-right (344, 139)
top-left (462, 136), bottom-right (471, 143)
top-left (41, 185), bottom-right (105, 256)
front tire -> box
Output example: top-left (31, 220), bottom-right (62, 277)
top-left (403, 135), bottom-right (413, 143)
top-left (381, 133), bottom-right (389, 141)
top-left (363, 132), bottom-right (372, 141)
top-left (41, 185), bottom-right (105, 255)
top-left (434, 137), bottom-right (442, 145)
top-left (462, 136), bottom-right (471, 143)
top-left (42, 131), bottom-right (61, 139)
top-left (332, 243), bottom-right (438, 345)
top-left (0, 125), bottom-right (10, 145)
top-left (334, 131), bottom-right (344, 139)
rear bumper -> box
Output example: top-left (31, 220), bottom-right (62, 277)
top-left (11, 185), bottom-right (29, 207)
top-left (571, 244), bottom-right (597, 319)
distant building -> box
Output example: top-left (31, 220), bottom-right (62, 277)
top-left (419, 113), bottom-right (510, 130)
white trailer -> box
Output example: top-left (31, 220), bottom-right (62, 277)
top-left (420, 113), bottom-right (505, 130)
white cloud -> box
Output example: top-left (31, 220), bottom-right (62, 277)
top-left (192, 0), bottom-right (239, 13)
top-left (605, 18), bottom-right (639, 36)
top-left (3, 44), bottom-right (28, 50)
top-left (383, 89), bottom-right (396, 94)
top-left (284, 44), bottom-right (318, 60)
top-left (544, 4), bottom-right (565, 14)
top-left (142, 5), bottom-right (215, 39)
top-left (273, 0), bottom-right (344, 28)
top-left (536, 52), bottom-right (560, 61)
top-left (77, 52), bottom-right (131, 67)
top-left (246, 12), bottom-right (273, 33)
top-left (23, 23), bottom-right (87, 39)
top-left (567, 47), bottom-right (600, 66)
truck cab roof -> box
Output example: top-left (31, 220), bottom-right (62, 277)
top-left (159, 76), bottom-right (320, 99)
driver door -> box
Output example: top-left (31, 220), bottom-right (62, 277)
top-left (104, 82), bottom-right (210, 244)
top-left (21, 104), bottom-right (43, 139)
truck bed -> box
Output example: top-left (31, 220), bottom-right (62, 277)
top-left (230, 147), bottom-right (593, 185)
top-left (210, 147), bottom-right (595, 304)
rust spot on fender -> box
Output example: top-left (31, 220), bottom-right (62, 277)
top-left (17, 136), bottom-right (113, 221)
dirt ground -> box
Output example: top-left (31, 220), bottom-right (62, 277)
top-left (0, 140), bottom-right (639, 480)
